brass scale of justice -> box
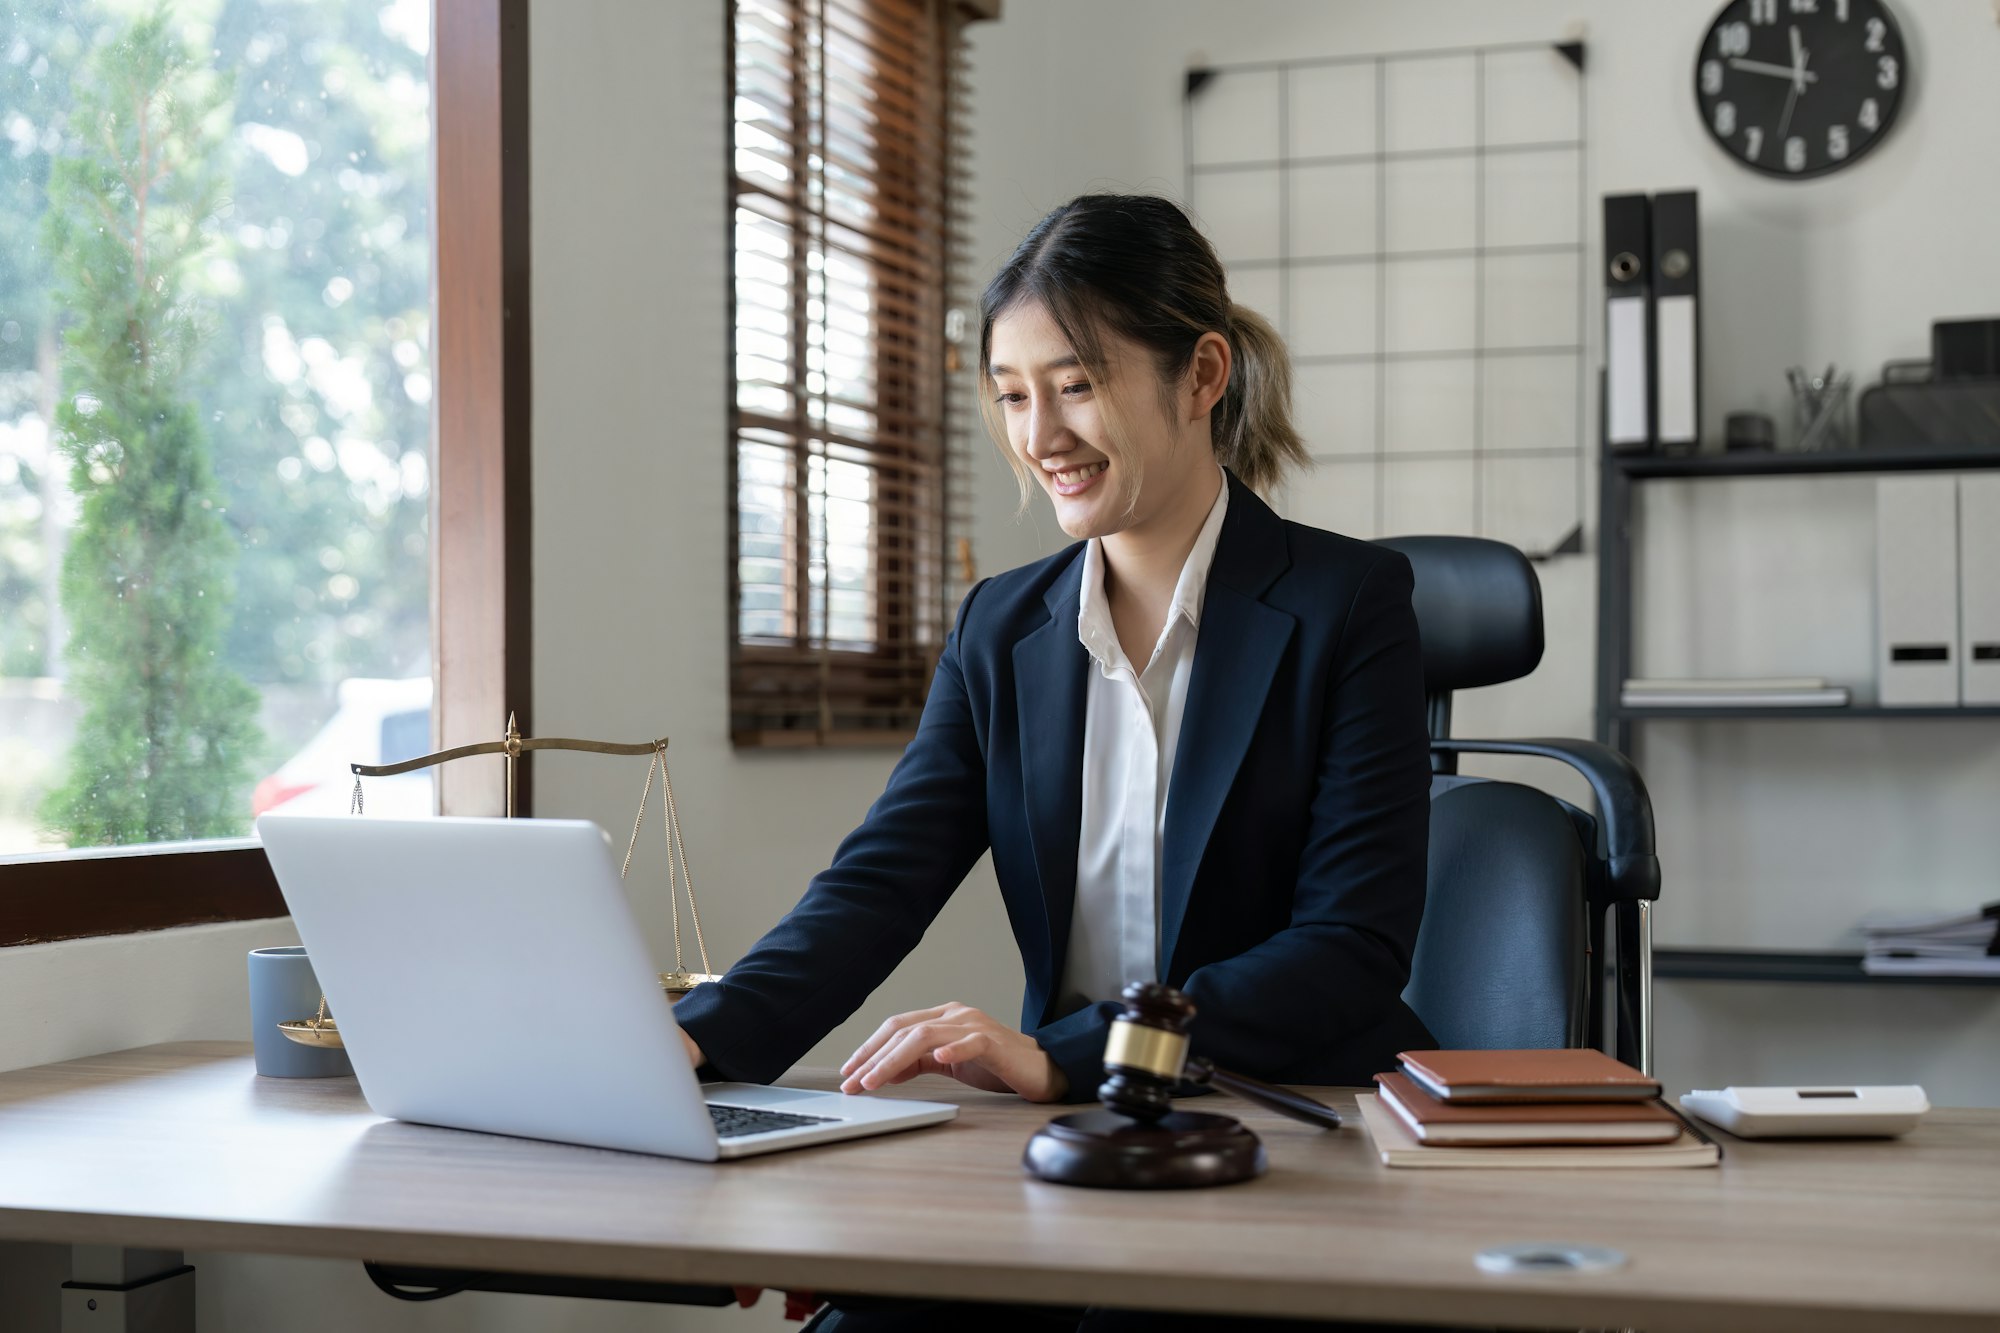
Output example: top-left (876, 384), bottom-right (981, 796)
top-left (277, 715), bottom-right (719, 1050)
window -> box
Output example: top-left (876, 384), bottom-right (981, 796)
top-left (729, 0), bottom-right (982, 746)
top-left (0, 0), bottom-right (527, 945)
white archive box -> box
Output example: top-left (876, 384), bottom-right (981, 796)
top-left (1876, 475), bottom-right (1959, 707)
top-left (1961, 473), bottom-right (2000, 707)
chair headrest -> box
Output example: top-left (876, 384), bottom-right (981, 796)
top-left (1375, 535), bottom-right (1545, 693)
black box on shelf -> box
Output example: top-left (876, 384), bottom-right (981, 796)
top-left (1934, 318), bottom-right (2000, 380)
top-left (1858, 379), bottom-right (2000, 451)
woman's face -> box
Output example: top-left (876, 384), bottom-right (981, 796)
top-left (987, 301), bottom-right (1223, 543)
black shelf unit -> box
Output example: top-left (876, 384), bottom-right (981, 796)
top-left (1613, 445), bottom-right (2000, 480)
top-left (1614, 705), bottom-right (2000, 721)
top-left (1596, 444), bottom-right (2000, 983)
top-left (1654, 949), bottom-right (2000, 986)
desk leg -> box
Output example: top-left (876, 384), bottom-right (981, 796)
top-left (61, 1248), bottom-right (194, 1333)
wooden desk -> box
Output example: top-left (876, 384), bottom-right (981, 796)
top-left (1, 1043), bottom-right (1996, 1331)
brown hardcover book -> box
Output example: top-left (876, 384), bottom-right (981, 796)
top-left (1374, 1073), bottom-right (1681, 1145)
top-left (1355, 1095), bottom-right (1720, 1170)
top-left (1397, 1048), bottom-right (1662, 1103)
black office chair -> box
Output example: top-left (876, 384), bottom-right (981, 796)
top-left (1378, 536), bottom-right (1661, 1071)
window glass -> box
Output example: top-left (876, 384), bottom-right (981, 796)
top-left (0, 0), bottom-right (433, 853)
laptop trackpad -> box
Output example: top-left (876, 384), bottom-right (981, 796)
top-left (703, 1082), bottom-right (836, 1109)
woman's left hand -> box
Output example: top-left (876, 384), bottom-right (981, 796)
top-left (839, 1002), bottom-right (1068, 1102)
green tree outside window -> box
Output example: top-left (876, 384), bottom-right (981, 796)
top-left (41, 7), bottom-right (260, 843)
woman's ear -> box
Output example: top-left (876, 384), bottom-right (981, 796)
top-left (1185, 331), bottom-right (1232, 422)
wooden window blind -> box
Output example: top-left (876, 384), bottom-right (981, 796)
top-left (729, 0), bottom-right (980, 747)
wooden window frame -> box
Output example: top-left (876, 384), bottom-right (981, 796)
top-left (728, 0), bottom-right (992, 749)
top-left (0, 0), bottom-right (531, 949)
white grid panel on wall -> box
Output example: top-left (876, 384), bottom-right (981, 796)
top-left (1185, 40), bottom-right (1588, 556)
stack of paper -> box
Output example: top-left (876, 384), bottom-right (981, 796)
top-left (1862, 903), bottom-right (2000, 976)
top-left (1621, 677), bottom-right (1850, 708)
top-left (1358, 1049), bottom-right (1719, 1169)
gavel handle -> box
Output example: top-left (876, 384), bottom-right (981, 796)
top-left (1186, 1057), bottom-right (1344, 1130)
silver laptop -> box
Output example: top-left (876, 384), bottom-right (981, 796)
top-left (255, 813), bottom-right (957, 1160)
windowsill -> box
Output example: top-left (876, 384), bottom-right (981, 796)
top-left (732, 729), bottom-right (918, 750)
top-left (1, 843), bottom-right (284, 948)
top-left (0, 836), bottom-right (261, 868)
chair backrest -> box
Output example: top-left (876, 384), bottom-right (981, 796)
top-left (1405, 777), bottom-right (1588, 1049)
top-left (1375, 534), bottom-right (1543, 741)
top-left (1377, 536), bottom-right (1588, 1050)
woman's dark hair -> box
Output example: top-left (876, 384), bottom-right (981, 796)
top-left (978, 193), bottom-right (1308, 500)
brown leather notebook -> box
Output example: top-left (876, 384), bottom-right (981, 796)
top-left (1374, 1073), bottom-right (1681, 1145)
top-left (1397, 1048), bottom-right (1662, 1103)
top-left (1356, 1095), bottom-right (1719, 1169)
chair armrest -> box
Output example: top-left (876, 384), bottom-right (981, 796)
top-left (1430, 738), bottom-right (1660, 905)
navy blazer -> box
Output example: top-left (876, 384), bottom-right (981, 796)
top-left (675, 471), bottom-right (1435, 1099)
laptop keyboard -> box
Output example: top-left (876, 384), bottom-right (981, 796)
top-left (707, 1102), bottom-right (839, 1139)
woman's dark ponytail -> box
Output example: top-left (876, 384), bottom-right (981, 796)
top-left (1217, 303), bottom-right (1309, 492)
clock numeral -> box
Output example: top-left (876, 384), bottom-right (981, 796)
top-left (1701, 59), bottom-right (1724, 95)
top-left (1789, 0), bottom-right (1818, 12)
top-left (1878, 55), bottom-right (1899, 90)
top-left (1835, 0), bottom-right (1850, 19)
top-left (1866, 17), bottom-right (1887, 51)
top-left (1718, 21), bottom-right (1752, 56)
top-left (1751, 0), bottom-right (1777, 22)
top-left (1715, 101), bottom-right (1738, 136)
top-left (1785, 135), bottom-right (1807, 172)
top-left (1828, 124), bottom-right (1850, 160)
top-left (1744, 126), bottom-right (1765, 161)
top-left (1859, 97), bottom-right (1881, 131)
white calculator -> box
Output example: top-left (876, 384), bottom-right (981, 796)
top-left (1678, 1085), bottom-right (1930, 1138)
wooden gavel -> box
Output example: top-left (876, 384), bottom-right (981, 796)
top-left (1096, 982), bottom-right (1343, 1130)
top-left (1023, 982), bottom-right (1342, 1189)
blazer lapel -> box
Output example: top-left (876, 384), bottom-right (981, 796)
top-left (1013, 549), bottom-right (1089, 1018)
top-left (1159, 475), bottom-right (1295, 976)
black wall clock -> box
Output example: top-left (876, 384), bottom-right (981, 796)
top-left (1695, 0), bottom-right (1908, 179)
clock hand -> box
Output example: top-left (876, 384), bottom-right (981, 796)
top-left (1778, 24), bottom-right (1810, 142)
top-left (1777, 78), bottom-right (1801, 144)
top-left (1727, 57), bottom-right (1820, 83)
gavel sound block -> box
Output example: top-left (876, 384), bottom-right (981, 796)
top-left (1023, 982), bottom-right (1343, 1189)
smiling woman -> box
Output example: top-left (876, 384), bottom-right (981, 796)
top-left (680, 191), bottom-right (1436, 1331)
top-left (679, 190), bottom-right (1433, 1110)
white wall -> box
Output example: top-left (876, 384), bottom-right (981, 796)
top-left (967, 0), bottom-right (2000, 1105)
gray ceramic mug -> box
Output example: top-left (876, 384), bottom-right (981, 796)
top-left (247, 946), bottom-right (353, 1078)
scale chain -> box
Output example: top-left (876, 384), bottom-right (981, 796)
top-left (620, 744), bottom-right (709, 978)
top-left (621, 752), bottom-right (659, 881)
top-left (660, 751), bottom-right (710, 976)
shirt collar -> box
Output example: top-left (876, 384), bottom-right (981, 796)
top-left (1076, 469), bottom-right (1230, 669)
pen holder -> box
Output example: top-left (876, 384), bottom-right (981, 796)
top-left (1787, 366), bottom-right (1853, 452)
top-left (248, 947), bottom-right (352, 1078)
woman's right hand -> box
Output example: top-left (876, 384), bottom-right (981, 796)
top-left (680, 1029), bottom-right (705, 1071)
top-left (838, 1002), bottom-right (1068, 1102)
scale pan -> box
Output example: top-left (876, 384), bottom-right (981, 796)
top-left (277, 1018), bottom-right (346, 1049)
